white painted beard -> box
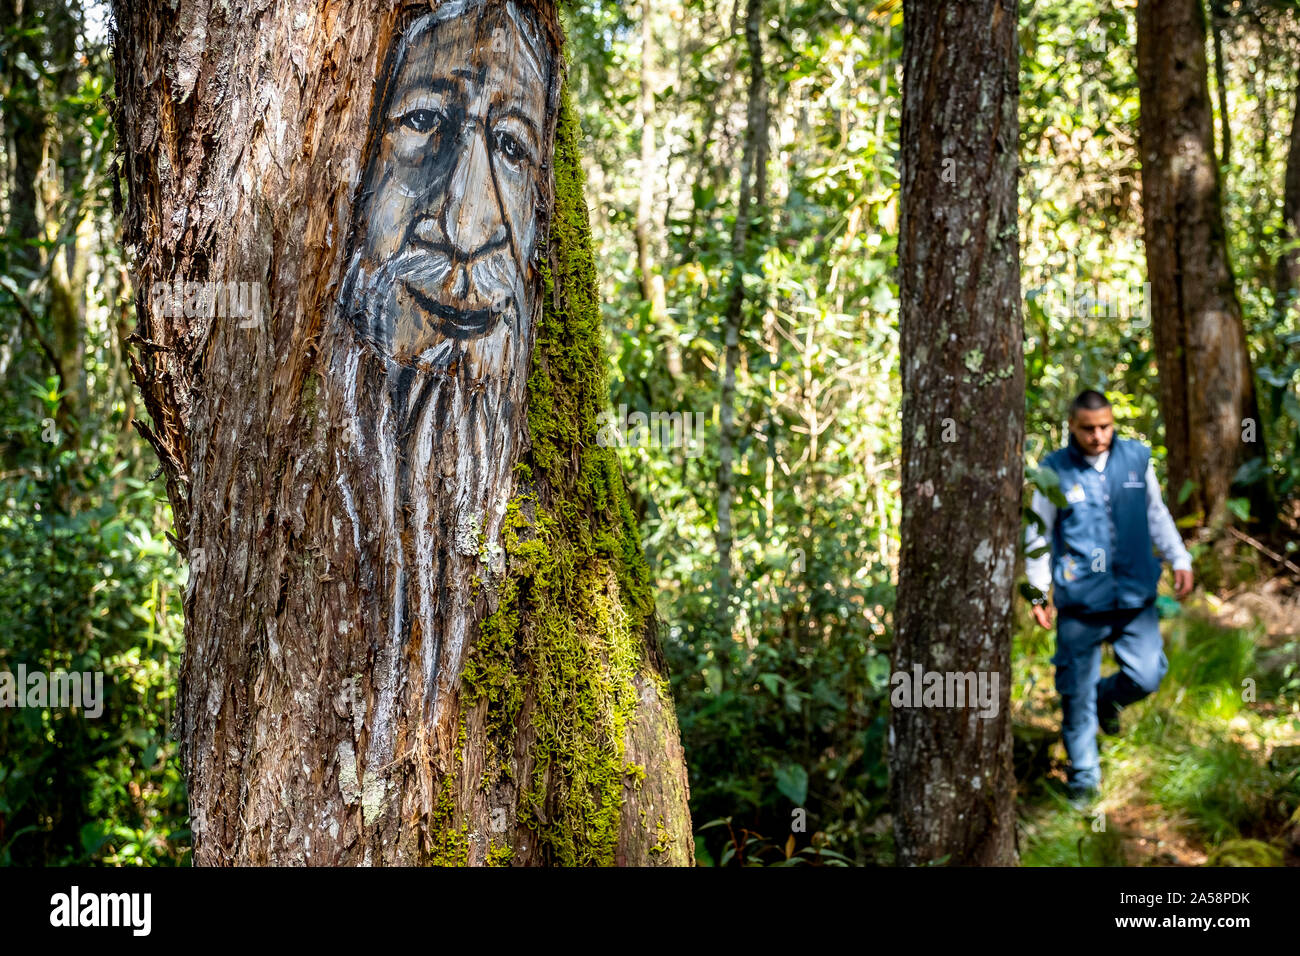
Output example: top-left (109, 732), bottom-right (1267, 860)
top-left (326, 298), bottom-right (531, 780)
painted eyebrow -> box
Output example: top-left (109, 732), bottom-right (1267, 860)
top-left (387, 76), bottom-right (464, 111)
top-left (490, 107), bottom-right (540, 145)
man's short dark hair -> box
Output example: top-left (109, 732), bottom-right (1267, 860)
top-left (1069, 389), bottom-right (1111, 417)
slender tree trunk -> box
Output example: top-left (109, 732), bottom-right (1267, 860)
top-left (112, 0), bottom-right (692, 866)
top-left (714, 0), bottom-right (768, 641)
top-left (1275, 78), bottom-right (1300, 323)
top-left (1249, 54), bottom-right (1274, 283)
top-left (1, 0), bottom-right (89, 457)
top-left (1, 0), bottom-right (51, 409)
top-left (635, 0), bottom-right (664, 315)
top-left (635, 0), bottom-right (679, 382)
top-left (1137, 0), bottom-right (1271, 528)
top-left (675, 8), bottom-right (738, 269)
top-left (1209, 1), bottom-right (1231, 168)
top-left (1, 0), bottom-right (46, 281)
top-left (892, 0), bottom-right (1021, 867)
top-left (42, 0), bottom-right (92, 435)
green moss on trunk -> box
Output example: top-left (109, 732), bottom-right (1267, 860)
top-left (447, 81), bottom-right (667, 865)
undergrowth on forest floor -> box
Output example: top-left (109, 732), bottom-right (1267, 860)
top-left (1014, 586), bottom-right (1300, 867)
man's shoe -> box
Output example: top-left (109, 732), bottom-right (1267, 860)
top-left (1067, 785), bottom-right (1100, 811)
top-left (1098, 701), bottom-right (1121, 737)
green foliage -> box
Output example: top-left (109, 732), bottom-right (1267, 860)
top-left (693, 815), bottom-right (855, 866)
top-left (1020, 2), bottom-right (1164, 459)
top-left (0, 4), bottom-right (188, 865)
top-left (0, 434), bottom-right (189, 866)
top-left (566, 0), bottom-right (904, 864)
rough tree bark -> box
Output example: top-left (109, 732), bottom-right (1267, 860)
top-left (1137, 0), bottom-right (1270, 528)
top-left (112, 0), bottom-right (692, 866)
top-left (893, 0), bottom-right (1022, 866)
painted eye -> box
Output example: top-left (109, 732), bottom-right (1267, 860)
top-left (399, 109), bottom-right (442, 134)
top-left (495, 131), bottom-right (526, 165)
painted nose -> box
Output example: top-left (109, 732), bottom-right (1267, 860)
top-left (434, 127), bottom-right (507, 256)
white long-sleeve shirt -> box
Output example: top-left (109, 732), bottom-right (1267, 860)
top-left (1024, 448), bottom-right (1192, 596)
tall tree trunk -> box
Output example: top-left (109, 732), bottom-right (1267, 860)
top-left (636, 0), bottom-right (667, 315)
top-left (44, 0), bottom-right (92, 435)
top-left (1, 0), bottom-right (46, 281)
top-left (1, 0), bottom-right (88, 457)
top-left (1, 0), bottom-right (52, 411)
top-left (1248, 52), bottom-right (1274, 284)
top-left (1275, 78), bottom-right (1300, 323)
top-left (635, 0), bottom-right (679, 382)
top-left (112, 0), bottom-right (692, 866)
top-left (714, 0), bottom-right (768, 641)
top-left (1137, 0), bottom-right (1271, 528)
top-left (1209, 0), bottom-right (1231, 168)
top-left (893, 0), bottom-right (1021, 867)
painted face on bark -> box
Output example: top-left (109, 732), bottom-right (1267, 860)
top-left (331, 1), bottom-right (557, 732)
top-left (342, 1), bottom-right (551, 370)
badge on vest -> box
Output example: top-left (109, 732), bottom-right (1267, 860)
top-left (1122, 469), bottom-right (1144, 489)
top-left (1065, 483), bottom-right (1086, 504)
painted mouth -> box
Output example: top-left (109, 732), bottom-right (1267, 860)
top-left (402, 281), bottom-right (501, 340)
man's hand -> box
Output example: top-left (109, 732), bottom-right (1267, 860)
top-left (1032, 604), bottom-right (1055, 629)
top-left (1174, 568), bottom-right (1193, 600)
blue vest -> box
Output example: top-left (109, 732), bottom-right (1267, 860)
top-left (1042, 435), bottom-right (1162, 614)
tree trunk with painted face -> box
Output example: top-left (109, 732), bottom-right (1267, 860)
top-left (892, 0), bottom-right (1022, 866)
top-left (1137, 0), bottom-right (1272, 529)
top-left (112, 0), bottom-right (692, 866)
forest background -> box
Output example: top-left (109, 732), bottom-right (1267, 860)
top-left (3, 0), bottom-right (1299, 866)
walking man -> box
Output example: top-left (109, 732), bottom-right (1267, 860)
top-left (1024, 390), bottom-right (1194, 802)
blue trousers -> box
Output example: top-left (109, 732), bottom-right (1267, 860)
top-left (1052, 601), bottom-right (1167, 793)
